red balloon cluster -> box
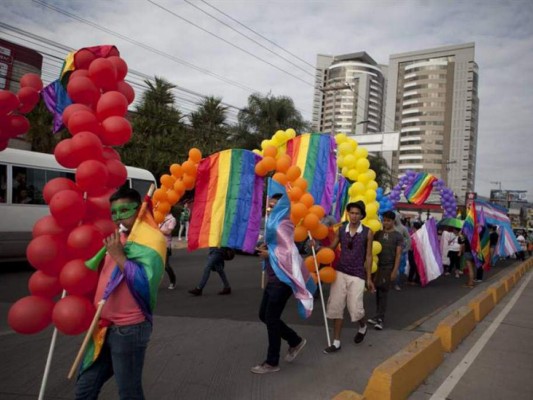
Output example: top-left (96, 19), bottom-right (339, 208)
top-left (8, 47), bottom-right (136, 336)
top-left (0, 73), bottom-right (43, 150)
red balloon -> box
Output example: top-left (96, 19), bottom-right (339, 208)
top-left (60, 259), bottom-right (99, 295)
top-left (26, 234), bottom-right (66, 276)
top-left (43, 177), bottom-right (79, 204)
top-left (71, 131), bottom-right (104, 162)
top-left (20, 73), bottom-right (43, 91)
top-left (5, 115), bottom-right (30, 137)
top-left (107, 47), bottom-right (120, 57)
top-left (52, 295), bottom-right (95, 335)
top-left (102, 146), bottom-right (121, 161)
top-left (0, 90), bottom-right (20, 115)
top-left (89, 58), bottom-right (117, 91)
top-left (93, 218), bottom-right (116, 237)
top-left (76, 160), bottom-right (109, 194)
top-left (85, 193), bottom-right (112, 220)
top-left (105, 158), bottom-right (127, 188)
top-left (74, 49), bottom-right (96, 70)
top-left (67, 225), bottom-right (104, 260)
top-left (49, 189), bottom-right (86, 227)
top-left (29, 271), bottom-right (63, 298)
top-left (17, 87), bottom-right (40, 114)
top-left (116, 81), bottom-right (135, 104)
top-left (107, 56), bottom-right (128, 81)
top-left (8, 295), bottom-right (54, 334)
top-left (67, 109), bottom-right (100, 136)
top-left (96, 91), bottom-right (128, 121)
top-left (67, 76), bottom-right (100, 106)
top-left (0, 140), bottom-right (8, 151)
top-left (69, 69), bottom-right (90, 81)
top-left (100, 116), bottom-right (132, 146)
top-left (54, 138), bottom-right (79, 168)
top-left (32, 215), bottom-right (71, 237)
top-left (62, 103), bottom-right (92, 127)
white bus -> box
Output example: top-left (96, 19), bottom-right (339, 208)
top-left (0, 148), bottom-right (157, 262)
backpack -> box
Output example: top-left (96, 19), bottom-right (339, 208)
top-left (222, 247), bottom-right (236, 261)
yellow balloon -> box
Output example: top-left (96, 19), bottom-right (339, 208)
top-left (352, 181), bottom-right (365, 195)
top-left (335, 133), bottom-right (347, 144)
top-left (367, 169), bottom-right (377, 181)
top-left (366, 202), bottom-right (378, 217)
top-left (337, 155), bottom-right (345, 168)
top-left (353, 195), bottom-right (365, 203)
top-left (372, 241), bottom-right (382, 255)
top-left (365, 189), bottom-right (377, 203)
top-left (372, 261), bottom-right (378, 274)
top-left (252, 149), bottom-right (262, 155)
top-left (366, 219), bottom-right (382, 233)
top-left (348, 168), bottom-right (358, 181)
top-left (348, 139), bottom-right (358, 152)
top-left (285, 128), bottom-right (296, 138)
top-left (373, 255), bottom-right (378, 264)
top-left (338, 142), bottom-right (352, 155)
top-left (358, 172), bottom-right (371, 184)
top-left (356, 158), bottom-right (370, 173)
top-left (341, 166), bottom-right (349, 176)
top-left (261, 140), bottom-right (271, 149)
top-left (355, 147), bottom-right (368, 159)
top-left (344, 154), bottom-right (357, 168)
top-left (367, 180), bottom-right (378, 190)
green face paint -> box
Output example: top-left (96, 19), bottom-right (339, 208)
top-left (110, 202), bottom-right (139, 222)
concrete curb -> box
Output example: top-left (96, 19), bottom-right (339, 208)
top-left (332, 260), bottom-right (532, 400)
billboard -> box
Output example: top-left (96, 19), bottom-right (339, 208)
top-left (490, 190), bottom-right (527, 204)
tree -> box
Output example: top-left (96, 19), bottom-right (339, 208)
top-left (25, 101), bottom-right (69, 153)
top-left (369, 153), bottom-right (393, 190)
top-left (189, 96), bottom-right (230, 157)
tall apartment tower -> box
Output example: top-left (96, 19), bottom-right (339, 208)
top-left (313, 52), bottom-right (387, 135)
top-left (385, 43), bottom-right (479, 203)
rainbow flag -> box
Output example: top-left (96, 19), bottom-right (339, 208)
top-left (60, 45), bottom-right (119, 84)
top-left (188, 149), bottom-right (264, 253)
top-left (462, 203), bottom-right (491, 270)
top-left (41, 80), bottom-right (72, 133)
top-left (331, 175), bottom-right (349, 221)
top-left (404, 172), bottom-right (437, 205)
top-left (286, 133), bottom-right (337, 214)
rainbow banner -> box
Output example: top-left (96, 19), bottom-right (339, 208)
top-left (188, 149), bottom-right (264, 253)
top-left (331, 175), bottom-right (350, 221)
top-left (60, 45), bottom-right (119, 84)
top-left (286, 133), bottom-right (337, 214)
top-left (404, 172), bottom-right (437, 205)
top-left (462, 202), bottom-right (491, 270)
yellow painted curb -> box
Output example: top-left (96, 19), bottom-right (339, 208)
top-left (513, 268), bottom-right (522, 282)
top-left (434, 306), bottom-right (476, 352)
top-left (486, 281), bottom-right (507, 304)
top-left (502, 274), bottom-right (516, 292)
top-left (363, 333), bottom-right (443, 400)
top-left (332, 390), bottom-right (366, 400)
top-left (468, 291), bottom-right (495, 322)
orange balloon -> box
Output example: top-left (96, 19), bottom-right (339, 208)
top-left (304, 256), bottom-right (316, 273)
top-left (303, 213), bottom-right (320, 230)
top-left (300, 193), bottom-right (315, 208)
top-left (170, 163), bottom-right (183, 179)
top-left (310, 223), bottom-right (329, 240)
top-left (182, 160), bottom-right (196, 176)
top-left (310, 272), bottom-right (318, 284)
top-left (173, 180), bottom-right (185, 194)
top-left (263, 145), bottom-right (278, 158)
top-left (255, 161), bottom-right (267, 176)
top-left (156, 201), bottom-right (171, 215)
top-left (262, 156), bottom-right (276, 172)
top-left (166, 190), bottom-right (180, 205)
top-left (309, 205), bottom-right (325, 219)
top-left (290, 213), bottom-right (301, 225)
top-left (182, 174), bottom-right (196, 190)
top-left (153, 188), bottom-right (168, 202)
top-left (154, 210), bottom-right (165, 224)
top-left (160, 174), bottom-right (175, 188)
top-left (288, 186), bottom-right (303, 201)
top-left (293, 177), bottom-right (308, 192)
top-left (319, 266), bottom-right (336, 283)
top-left (294, 225), bottom-right (308, 242)
top-left (286, 165), bottom-right (301, 181)
top-left (317, 247), bottom-right (335, 265)
top-left (272, 172), bottom-right (288, 186)
top-left (189, 148), bottom-right (202, 163)
top-left (291, 202), bottom-right (308, 221)
top-left (276, 154), bottom-right (292, 173)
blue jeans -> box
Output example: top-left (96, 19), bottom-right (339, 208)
top-left (197, 248), bottom-right (230, 289)
top-left (75, 321), bottom-right (152, 400)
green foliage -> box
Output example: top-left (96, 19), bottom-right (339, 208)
top-left (189, 96), bottom-right (231, 157)
top-left (368, 153), bottom-right (393, 190)
top-left (25, 101), bottom-right (69, 153)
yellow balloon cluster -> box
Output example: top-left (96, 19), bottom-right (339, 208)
top-left (152, 148), bottom-right (202, 224)
top-left (335, 133), bottom-right (381, 233)
top-left (371, 241), bottom-right (382, 273)
top-left (253, 128), bottom-right (297, 157)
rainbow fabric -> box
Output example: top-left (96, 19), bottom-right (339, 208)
top-left (60, 45), bottom-right (119, 84)
top-left (188, 149), bottom-right (264, 253)
top-left (410, 218), bottom-right (443, 286)
top-left (462, 203), bottom-right (490, 270)
top-left (41, 80), bottom-right (72, 133)
top-left (404, 172), bottom-right (438, 205)
top-left (285, 133), bottom-right (337, 214)
top-left (332, 175), bottom-right (350, 221)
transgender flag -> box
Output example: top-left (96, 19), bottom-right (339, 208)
top-left (188, 149), bottom-right (264, 253)
top-left (286, 133), bottom-right (337, 214)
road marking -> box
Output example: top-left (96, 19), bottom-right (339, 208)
top-left (429, 270), bottom-right (532, 400)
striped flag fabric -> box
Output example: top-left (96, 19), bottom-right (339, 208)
top-left (404, 172), bottom-right (438, 205)
top-left (41, 80), bottom-right (73, 133)
top-left (188, 149), bottom-right (264, 253)
top-left (462, 202), bottom-right (491, 269)
top-left (411, 218), bottom-right (442, 286)
top-left (331, 175), bottom-right (350, 221)
top-left (286, 133), bottom-right (337, 214)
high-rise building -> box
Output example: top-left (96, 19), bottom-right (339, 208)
top-left (312, 52), bottom-right (387, 135)
top-left (385, 43), bottom-right (479, 203)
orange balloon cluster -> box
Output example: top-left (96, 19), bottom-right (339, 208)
top-left (152, 147), bottom-right (202, 223)
top-left (303, 247), bottom-right (337, 284)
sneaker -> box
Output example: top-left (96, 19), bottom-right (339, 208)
top-left (285, 338), bottom-right (307, 362)
top-left (354, 326), bottom-right (367, 344)
top-left (168, 283), bottom-right (176, 290)
top-left (455, 273), bottom-right (460, 279)
top-left (394, 284), bottom-right (402, 291)
top-left (374, 319), bottom-right (383, 330)
top-left (444, 272), bottom-right (451, 276)
top-left (250, 363), bottom-right (280, 374)
top-left (473, 279), bottom-right (482, 283)
top-left (367, 317), bottom-right (378, 325)
top-left (188, 288), bottom-right (202, 296)
top-left (218, 287), bottom-right (232, 295)
top-left (323, 344), bottom-right (341, 354)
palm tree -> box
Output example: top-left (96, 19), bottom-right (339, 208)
top-left (189, 96), bottom-right (229, 157)
top-left (369, 153), bottom-right (393, 190)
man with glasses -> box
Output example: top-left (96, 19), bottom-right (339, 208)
top-left (323, 201), bottom-right (374, 354)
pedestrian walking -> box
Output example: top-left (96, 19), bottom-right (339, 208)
top-left (159, 212), bottom-right (177, 289)
top-left (188, 247), bottom-right (232, 296)
top-left (178, 203), bottom-right (190, 241)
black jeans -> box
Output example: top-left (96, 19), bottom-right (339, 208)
top-left (407, 250), bottom-right (419, 283)
top-left (165, 248), bottom-right (176, 285)
top-left (447, 251), bottom-right (460, 274)
top-left (259, 282), bottom-right (302, 366)
top-left (375, 267), bottom-right (392, 321)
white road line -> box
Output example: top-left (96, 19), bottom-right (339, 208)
top-left (429, 271), bottom-right (532, 400)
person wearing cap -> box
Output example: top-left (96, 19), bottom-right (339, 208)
top-left (323, 201), bottom-right (374, 354)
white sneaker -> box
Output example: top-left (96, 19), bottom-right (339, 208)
top-left (168, 284), bottom-right (176, 290)
top-left (284, 338), bottom-right (306, 362)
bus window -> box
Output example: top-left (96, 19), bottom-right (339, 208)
top-left (131, 178), bottom-right (153, 196)
top-left (0, 164), bottom-right (6, 203)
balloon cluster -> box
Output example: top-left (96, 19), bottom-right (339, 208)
top-left (435, 181), bottom-right (457, 218)
top-left (376, 187), bottom-right (394, 214)
top-left (371, 241), bottom-right (382, 274)
top-left (152, 148), bottom-right (202, 223)
top-left (334, 133), bottom-right (381, 233)
top-left (8, 48), bottom-right (137, 336)
top-left (0, 73), bottom-right (43, 150)
top-left (304, 248), bottom-right (336, 284)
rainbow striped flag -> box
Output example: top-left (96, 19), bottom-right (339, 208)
top-left (462, 202), bottom-right (490, 269)
top-left (60, 45), bottom-right (119, 84)
top-left (404, 172), bottom-right (437, 205)
top-left (331, 175), bottom-right (349, 221)
top-left (286, 133), bottom-right (337, 214)
top-left (188, 149), bottom-right (264, 253)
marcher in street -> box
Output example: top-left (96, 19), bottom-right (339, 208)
top-left (178, 203), bottom-right (190, 241)
top-left (188, 247), bottom-right (232, 296)
top-left (407, 221), bottom-right (422, 285)
top-left (159, 212), bottom-right (177, 289)
top-left (459, 233), bottom-right (475, 288)
top-left (489, 225), bottom-right (499, 267)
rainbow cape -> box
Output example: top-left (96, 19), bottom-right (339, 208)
top-left (81, 204), bottom-right (166, 373)
top-left (404, 172), bottom-right (437, 205)
top-left (286, 133), bottom-right (337, 214)
top-left (266, 180), bottom-right (316, 319)
top-left (188, 149), bottom-right (264, 253)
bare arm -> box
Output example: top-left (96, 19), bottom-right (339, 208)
top-left (329, 227), bottom-right (341, 250)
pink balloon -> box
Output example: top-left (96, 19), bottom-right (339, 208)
top-left (8, 296), bottom-right (54, 334)
top-left (89, 58), bottom-right (117, 91)
top-left (52, 295), bottom-right (95, 335)
top-left (26, 234), bottom-right (66, 276)
top-left (49, 189), bottom-right (86, 227)
top-left (67, 76), bottom-right (100, 106)
top-left (29, 271), bottom-right (63, 298)
top-left (59, 259), bottom-right (99, 296)
top-left (20, 73), bottom-right (44, 91)
top-left (100, 116), bottom-right (132, 146)
top-left (96, 91), bottom-right (128, 121)
top-left (76, 160), bottom-right (109, 194)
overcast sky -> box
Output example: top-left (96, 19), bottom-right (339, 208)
top-left (2, 0), bottom-right (532, 199)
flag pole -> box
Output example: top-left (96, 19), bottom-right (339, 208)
top-left (308, 231), bottom-right (331, 347)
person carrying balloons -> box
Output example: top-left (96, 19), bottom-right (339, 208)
top-left (367, 211), bottom-right (403, 331)
top-left (323, 201), bottom-right (374, 354)
top-left (75, 187), bottom-right (166, 400)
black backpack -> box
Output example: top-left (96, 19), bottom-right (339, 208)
top-left (222, 247), bottom-right (236, 261)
